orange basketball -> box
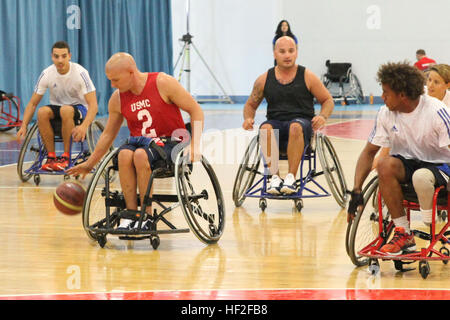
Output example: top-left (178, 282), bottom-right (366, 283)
top-left (53, 180), bottom-right (86, 215)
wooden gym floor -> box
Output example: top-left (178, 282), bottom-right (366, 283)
top-left (0, 104), bottom-right (450, 300)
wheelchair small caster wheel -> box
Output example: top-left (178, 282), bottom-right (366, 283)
top-left (368, 259), bottom-right (380, 275)
top-left (33, 174), bottom-right (40, 186)
top-left (419, 260), bottom-right (430, 279)
top-left (98, 235), bottom-right (107, 248)
top-left (151, 236), bottom-right (160, 250)
top-left (294, 199), bottom-right (303, 211)
top-left (259, 199), bottom-right (267, 211)
top-left (439, 247), bottom-right (449, 264)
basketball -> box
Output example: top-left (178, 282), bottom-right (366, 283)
top-left (53, 180), bottom-right (86, 215)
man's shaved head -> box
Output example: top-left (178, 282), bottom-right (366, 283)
top-left (274, 36), bottom-right (297, 51)
top-left (105, 52), bottom-right (137, 73)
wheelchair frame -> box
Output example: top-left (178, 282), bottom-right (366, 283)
top-left (17, 119), bottom-right (106, 185)
top-left (347, 176), bottom-right (450, 279)
top-left (82, 146), bottom-right (225, 250)
top-left (232, 131), bottom-right (348, 211)
top-left (321, 60), bottom-right (364, 105)
top-left (0, 92), bottom-right (22, 132)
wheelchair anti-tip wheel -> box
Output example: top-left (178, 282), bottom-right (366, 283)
top-left (232, 135), bottom-right (261, 207)
top-left (175, 151), bottom-right (226, 244)
top-left (316, 132), bottom-right (348, 207)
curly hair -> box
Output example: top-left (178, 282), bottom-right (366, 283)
top-left (377, 61), bottom-right (425, 99)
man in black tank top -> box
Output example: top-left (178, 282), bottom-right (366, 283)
top-left (242, 36), bottom-right (334, 195)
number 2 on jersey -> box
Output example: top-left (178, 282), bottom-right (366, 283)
top-left (137, 109), bottom-right (157, 137)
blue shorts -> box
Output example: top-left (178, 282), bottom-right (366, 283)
top-left (118, 136), bottom-right (181, 170)
top-left (260, 118), bottom-right (312, 153)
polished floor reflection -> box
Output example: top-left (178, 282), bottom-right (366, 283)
top-left (1, 104), bottom-right (449, 300)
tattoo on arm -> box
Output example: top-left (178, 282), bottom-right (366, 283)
top-left (250, 82), bottom-right (264, 106)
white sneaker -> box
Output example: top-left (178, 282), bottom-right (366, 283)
top-left (421, 209), bottom-right (432, 226)
top-left (116, 218), bottom-right (135, 231)
top-left (267, 175), bottom-right (283, 195)
top-left (280, 173), bottom-right (297, 194)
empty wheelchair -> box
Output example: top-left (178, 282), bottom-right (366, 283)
top-left (321, 60), bottom-right (364, 105)
top-left (0, 90), bottom-right (22, 132)
top-left (17, 118), bottom-right (106, 185)
top-left (232, 131), bottom-right (348, 211)
top-left (346, 176), bottom-right (450, 279)
top-left (82, 139), bottom-right (225, 250)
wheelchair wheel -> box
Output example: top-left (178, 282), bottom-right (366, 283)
top-left (347, 177), bottom-right (392, 267)
top-left (316, 133), bottom-right (348, 207)
top-left (0, 97), bottom-right (20, 132)
top-left (86, 120), bottom-right (115, 179)
top-left (86, 120), bottom-right (105, 154)
top-left (232, 135), bottom-right (261, 207)
top-left (17, 122), bottom-right (40, 182)
top-left (82, 148), bottom-right (121, 241)
top-left (348, 73), bottom-right (364, 104)
top-left (175, 152), bottom-right (225, 244)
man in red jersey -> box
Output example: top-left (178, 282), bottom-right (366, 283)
top-left (67, 52), bottom-right (204, 230)
top-left (414, 49), bottom-right (436, 71)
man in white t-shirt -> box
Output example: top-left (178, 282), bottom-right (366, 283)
top-left (347, 61), bottom-right (450, 255)
top-left (17, 41), bottom-right (98, 171)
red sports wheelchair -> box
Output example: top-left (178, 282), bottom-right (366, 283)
top-left (0, 90), bottom-right (22, 132)
top-left (346, 176), bottom-right (450, 279)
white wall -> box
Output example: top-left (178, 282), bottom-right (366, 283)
top-left (171, 0), bottom-right (450, 98)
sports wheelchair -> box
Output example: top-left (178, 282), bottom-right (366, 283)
top-left (17, 117), bottom-right (107, 185)
top-left (0, 90), bottom-right (22, 132)
top-left (321, 60), bottom-right (364, 105)
top-left (82, 139), bottom-right (225, 250)
top-left (232, 131), bottom-right (348, 211)
top-left (346, 175), bottom-right (450, 279)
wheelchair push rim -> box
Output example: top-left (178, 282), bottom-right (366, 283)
top-left (82, 147), bottom-right (120, 242)
top-left (17, 122), bottom-right (40, 182)
top-left (232, 135), bottom-right (261, 207)
top-left (316, 132), bottom-right (348, 208)
top-left (175, 151), bottom-right (226, 245)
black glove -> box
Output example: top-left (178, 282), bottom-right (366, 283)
top-left (348, 190), bottom-right (364, 215)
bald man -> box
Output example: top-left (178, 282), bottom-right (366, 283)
top-left (67, 52), bottom-right (204, 231)
top-left (242, 36), bottom-right (334, 195)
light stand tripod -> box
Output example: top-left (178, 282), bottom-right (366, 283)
top-left (173, 0), bottom-right (233, 104)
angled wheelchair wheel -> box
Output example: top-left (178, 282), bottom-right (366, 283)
top-left (232, 135), bottom-right (261, 207)
top-left (175, 152), bottom-right (225, 244)
top-left (82, 148), bottom-right (121, 241)
top-left (316, 133), bottom-right (348, 207)
top-left (17, 122), bottom-right (41, 182)
top-left (86, 120), bottom-right (115, 180)
top-left (0, 96), bottom-right (20, 132)
top-left (86, 120), bottom-right (105, 154)
top-left (347, 176), bottom-right (392, 267)
top-left (348, 73), bottom-right (364, 104)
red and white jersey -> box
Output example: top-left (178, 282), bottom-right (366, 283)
top-left (120, 73), bottom-right (186, 137)
top-left (414, 57), bottom-right (436, 71)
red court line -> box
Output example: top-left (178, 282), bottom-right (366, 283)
top-left (1, 288), bottom-right (449, 300)
top-left (322, 119), bottom-right (374, 141)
